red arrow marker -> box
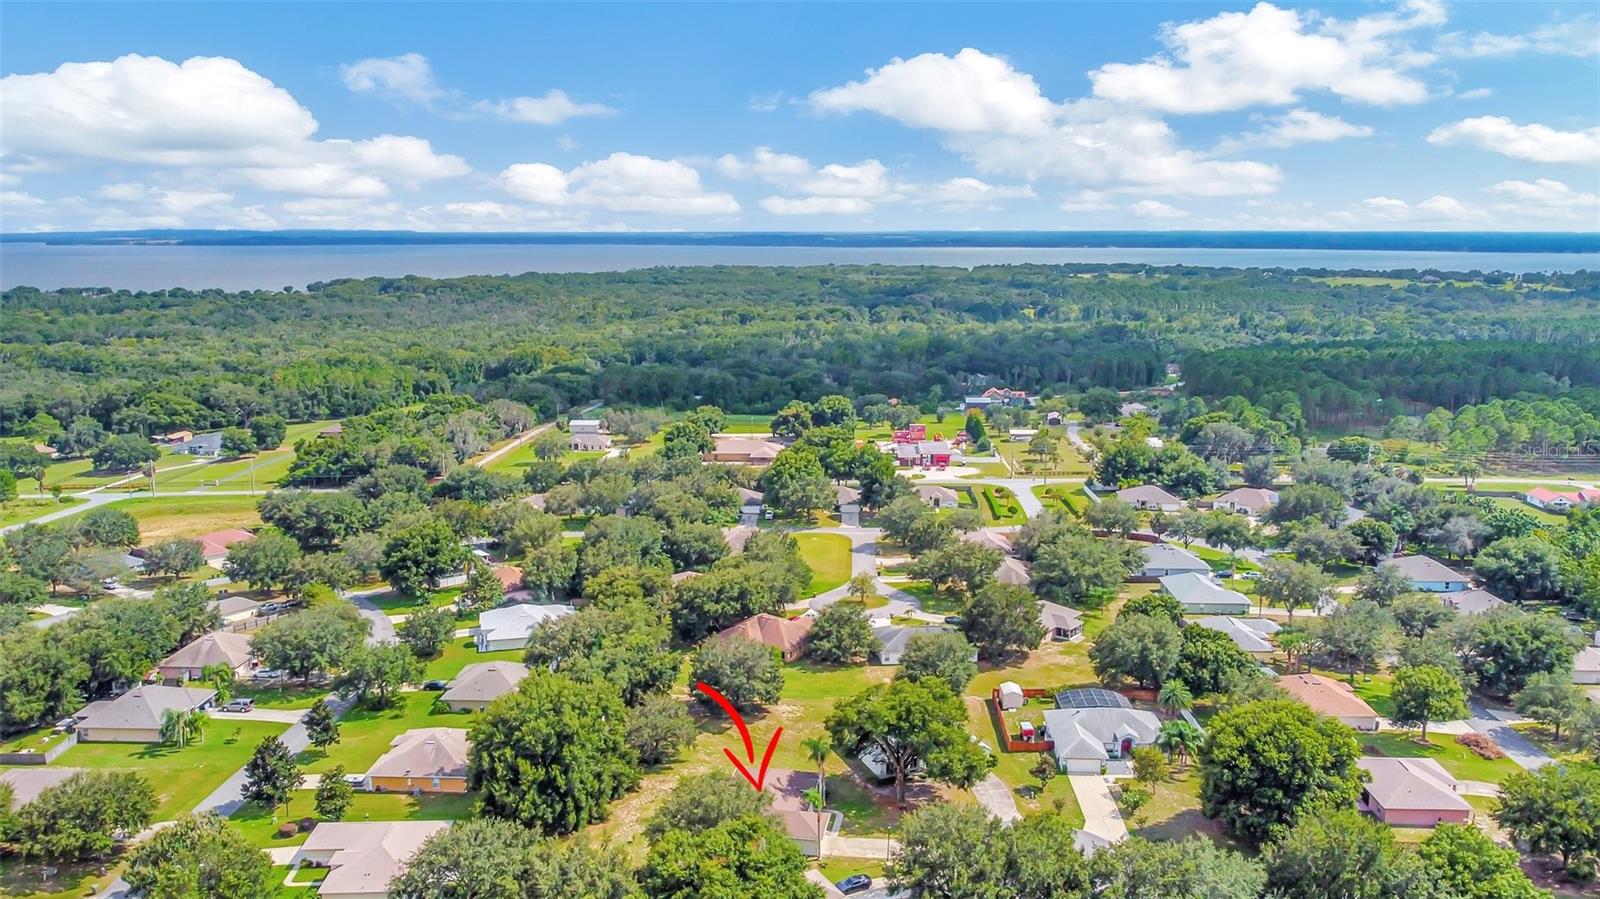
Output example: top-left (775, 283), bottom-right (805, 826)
top-left (695, 681), bottom-right (782, 791)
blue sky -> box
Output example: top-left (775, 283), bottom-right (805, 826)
top-left (1, 1), bottom-right (1596, 232)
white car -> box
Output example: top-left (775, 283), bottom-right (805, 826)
top-left (251, 669), bottom-right (286, 681)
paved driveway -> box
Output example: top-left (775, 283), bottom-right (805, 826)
top-left (1067, 774), bottom-right (1128, 842)
top-left (972, 773), bottom-right (1021, 824)
top-left (1466, 703), bottom-right (1553, 770)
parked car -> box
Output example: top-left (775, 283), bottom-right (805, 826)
top-left (836, 874), bottom-right (873, 895)
top-left (943, 615), bottom-right (964, 627)
top-left (422, 680), bottom-right (448, 690)
top-left (219, 698), bottom-right (255, 712)
top-left (342, 773), bottom-right (367, 789)
top-left (101, 578), bottom-right (121, 590)
top-left (252, 669), bottom-right (286, 681)
top-left (260, 601), bottom-right (291, 614)
top-left (52, 717), bottom-right (77, 733)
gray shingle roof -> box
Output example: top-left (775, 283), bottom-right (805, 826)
top-left (76, 686), bottom-right (215, 731)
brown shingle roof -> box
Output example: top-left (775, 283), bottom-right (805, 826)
top-left (714, 613), bottom-right (813, 657)
top-left (1276, 673), bottom-right (1378, 719)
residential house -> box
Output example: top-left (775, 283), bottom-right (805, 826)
top-left (735, 486), bottom-right (764, 521)
top-left (474, 603), bottom-right (574, 652)
top-left (893, 440), bottom-right (954, 468)
top-left (74, 686), bottom-right (216, 743)
top-left (1524, 486), bottom-right (1600, 513)
top-left (715, 613), bottom-right (814, 663)
top-left (1194, 616), bottom-right (1280, 654)
top-left (294, 821), bottom-right (451, 899)
top-left (568, 419), bottom-right (602, 435)
top-left (1440, 588), bottom-right (1506, 617)
top-left (1115, 485), bottom-right (1183, 512)
top-left (916, 485), bottom-right (959, 510)
top-left (491, 565), bottom-right (527, 598)
top-left (994, 556), bottom-right (1032, 587)
top-left (872, 624), bottom-right (963, 666)
top-left (440, 662), bottom-right (529, 712)
top-left (193, 528), bottom-right (256, 563)
top-left (1118, 402), bottom-right (1150, 418)
top-left (1356, 758), bottom-right (1472, 827)
top-left (364, 728), bottom-right (471, 794)
top-left (1, 769), bottom-right (83, 808)
top-left (1277, 673), bottom-right (1380, 730)
top-left (1042, 704), bottom-right (1162, 774)
top-left (1008, 428), bottom-right (1039, 443)
top-left (963, 387), bottom-right (1034, 411)
top-left (1038, 601), bottom-right (1084, 641)
top-left (835, 485), bottom-right (861, 525)
top-left (569, 432), bottom-right (613, 452)
top-left (209, 594), bottom-right (261, 625)
top-left (1045, 411), bottom-right (1063, 426)
top-left (157, 631), bottom-right (255, 683)
top-left (172, 432), bottom-right (222, 457)
top-left (1575, 633), bottom-right (1600, 685)
top-left (763, 770), bottom-right (830, 857)
top-left (1212, 487), bottom-right (1279, 517)
top-left (1159, 572), bottom-right (1250, 614)
top-left (1379, 555), bottom-right (1470, 593)
top-left (155, 430), bottom-right (194, 445)
top-left (704, 437), bottom-right (785, 465)
top-left (960, 529), bottom-right (1014, 555)
top-left (1139, 543), bottom-right (1212, 579)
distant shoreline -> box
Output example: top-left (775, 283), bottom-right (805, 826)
top-left (3, 229), bottom-right (1596, 254)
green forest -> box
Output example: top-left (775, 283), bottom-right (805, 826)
top-left (3, 264), bottom-right (1598, 440)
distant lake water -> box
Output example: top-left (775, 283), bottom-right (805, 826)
top-left (2, 242), bottom-right (1596, 291)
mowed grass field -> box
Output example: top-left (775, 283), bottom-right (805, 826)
top-left (118, 494), bottom-right (263, 540)
top-left (795, 532), bottom-right (853, 595)
top-left (298, 691), bottom-right (473, 777)
top-left (46, 718), bottom-right (290, 820)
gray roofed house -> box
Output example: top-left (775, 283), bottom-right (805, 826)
top-left (1212, 487), bottom-right (1279, 516)
top-left (871, 624), bottom-right (963, 666)
top-left (475, 603), bottom-right (574, 652)
top-left (295, 821), bottom-right (451, 898)
top-left (1158, 571), bottom-right (1251, 614)
top-left (1, 768), bottom-right (84, 808)
top-left (1441, 588), bottom-right (1506, 616)
top-left (1115, 484), bottom-right (1183, 511)
top-left (1038, 600), bottom-right (1083, 641)
top-left (1140, 543), bottom-right (1212, 579)
top-left (441, 661), bottom-right (530, 712)
top-left (74, 686), bottom-right (216, 743)
top-left (569, 433), bottom-right (613, 452)
top-left (994, 556), bottom-right (1032, 586)
top-left (961, 529), bottom-right (1015, 555)
top-left (723, 525), bottom-right (757, 554)
top-left (1379, 555), bottom-right (1471, 592)
top-left (172, 432), bottom-right (223, 456)
top-left (1194, 616), bottom-right (1281, 653)
top-left (916, 485), bottom-right (959, 509)
top-left (209, 594), bottom-right (261, 624)
top-left (1042, 706), bottom-right (1161, 774)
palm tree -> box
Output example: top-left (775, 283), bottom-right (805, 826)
top-left (1154, 719), bottom-right (1203, 767)
top-left (160, 708), bottom-right (207, 748)
top-left (1277, 629), bottom-right (1313, 672)
top-left (801, 736), bottom-right (830, 808)
top-left (1157, 680), bottom-right (1193, 714)
top-left (803, 786), bottom-right (826, 857)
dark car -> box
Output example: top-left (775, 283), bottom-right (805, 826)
top-left (422, 680), bottom-right (448, 690)
top-left (836, 874), bottom-right (872, 894)
top-left (943, 615), bottom-right (964, 627)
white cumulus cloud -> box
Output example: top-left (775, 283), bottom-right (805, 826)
top-left (1088, 1), bottom-right (1443, 113)
top-left (475, 90), bottom-right (616, 125)
top-left (809, 48), bottom-right (1059, 135)
top-left (1130, 199), bottom-right (1191, 219)
top-left (341, 52), bottom-right (448, 105)
top-left (1427, 116), bottom-right (1600, 164)
top-left (760, 196), bottom-right (873, 215)
top-left (1216, 108), bottom-right (1374, 152)
top-left (501, 152), bottom-right (738, 215)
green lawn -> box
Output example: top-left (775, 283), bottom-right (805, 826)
top-left (795, 532), bottom-right (853, 596)
top-left (50, 718), bottom-right (290, 820)
top-left (974, 485), bottom-right (1028, 526)
top-left (422, 637), bottom-right (525, 681)
top-left (1032, 485), bottom-right (1088, 516)
top-left (300, 691), bottom-right (473, 776)
top-left (117, 494), bottom-right (263, 541)
top-left (231, 683), bottom-right (332, 710)
top-left (896, 580), bottom-right (964, 616)
top-left (0, 497), bottom-right (83, 528)
top-left (230, 789), bottom-right (476, 847)
top-left (0, 857), bottom-right (122, 899)
top-left (1357, 731), bottom-right (1522, 784)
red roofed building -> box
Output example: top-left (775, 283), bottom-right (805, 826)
top-left (1525, 486), bottom-right (1600, 513)
top-left (714, 613), bottom-right (814, 662)
top-left (193, 528), bottom-right (256, 562)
